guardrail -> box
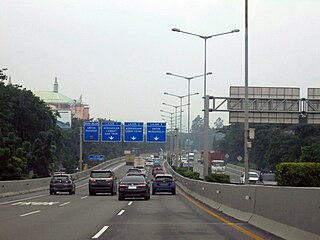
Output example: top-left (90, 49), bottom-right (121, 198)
top-left (165, 161), bottom-right (320, 240)
top-left (0, 157), bottom-right (125, 197)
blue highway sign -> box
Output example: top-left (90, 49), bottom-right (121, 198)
top-left (88, 155), bottom-right (104, 161)
top-left (101, 122), bottom-right (122, 142)
top-left (124, 122), bottom-right (144, 142)
top-left (83, 122), bottom-right (99, 142)
top-left (146, 122), bottom-right (166, 143)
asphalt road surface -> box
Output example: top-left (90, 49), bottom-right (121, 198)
top-left (0, 161), bottom-right (282, 240)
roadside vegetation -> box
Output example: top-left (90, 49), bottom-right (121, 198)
top-left (0, 74), bottom-right (164, 180)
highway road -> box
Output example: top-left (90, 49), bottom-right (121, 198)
top-left (0, 161), bottom-right (282, 240)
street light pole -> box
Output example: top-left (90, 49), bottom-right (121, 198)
top-left (166, 72), bottom-right (212, 164)
top-left (164, 92), bottom-right (199, 165)
top-left (172, 27), bottom-right (240, 179)
top-left (162, 102), bottom-right (189, 167)
top-left (244, 0), bottom-right (249, 184)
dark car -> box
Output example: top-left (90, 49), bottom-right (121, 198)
top-left (89, 170), bottom-right (117, 196)
top-left (152, 174), bottom-right (176, 195)
top-left (118, 175), bottom-right (150, 200)
top-left (126, 168), bottom-right (142, 176)
top-left (50, 174), bottom-right (75, 195)
top-left (152, 167), bottom-right (165, 177)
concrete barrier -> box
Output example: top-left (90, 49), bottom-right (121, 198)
top-left (0, 157), bottom-right (124, 197)
top-left (165, 162), bottom-right (320, 240)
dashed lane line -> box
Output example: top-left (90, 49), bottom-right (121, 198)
top-left (20, 210), bottom-right (41, 217)
top-left (117, 210), bottom-right (125, 216)
top-left (92, 226), bottom-right (109, 239)
top-left (59, 202), bottom-right (71, 207)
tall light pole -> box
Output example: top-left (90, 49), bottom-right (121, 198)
top-left (172, 27), bottom-right (240, 179)
top-left (164, 92), bottom-right (198, 167)
top-left (166, 72), bottom-right (213, 169)
top-left (162, 102), bottom-right (189, 166)
top-left (244, 0), bottom-right (249, 184)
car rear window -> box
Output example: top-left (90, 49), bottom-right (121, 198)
top-left (53, 176), bottom-right (69, 181)
top-left (122, 176), bottom-right (145, 183)
top-left (90, 171), bottom-right (112, 178)
top-left (156, 176), bottom-right (172, 181)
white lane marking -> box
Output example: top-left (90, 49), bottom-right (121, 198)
top-left (128, 201), bottom-right (133, 206)
top-left (12, 201), bottom-right (59, 206)
top-left (117, 210), bottom-right (125, 216)
top-left (92, 226), bottom-right (109, 239)
top-left (0, 194), bottom-right (48, 206)
top-left (59, 202), bottom-right (71, 206)
top-left (77, 183), bottom-right (88, 188)
top-left (112, 162), bottom-right (126, 171)
top-left (20, 210), bottom-right (41, 217)
top-left (81, 196), bottom-right (88, 199)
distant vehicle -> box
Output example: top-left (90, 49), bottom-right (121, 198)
top-left (135, 165), bottom-right (146, 176)
top-left (126, 168), bottom-right (142, 176)
top-left (89, 170), bottom-right (117, 196)
top-left (240, 171), bottom-right (260, 184)
top-left (259, 172), bottom-right (277, 185)
top-left (152, 174), bottom-right (176, 195)
top-left (50, 174), bottom-right (75, 195)
top-left (145, 160), bottom-right (154, 167)
top-left (152, 167), bottom-right (165, 177)
top-left (118, 175), bottom-right (150, 200)
top-left (210, 160), bottom-right (226, 173)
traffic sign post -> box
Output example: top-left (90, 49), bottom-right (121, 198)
top-left (124, 122), bottom-right (144, 142)
top-left (83, 122), bottom-right (99, 142)
top-left (101, 122), bottom-right (122, 142)
top-left (146, 122), bottom-right (166, 143)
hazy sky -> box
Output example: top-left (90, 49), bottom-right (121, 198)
top-left (1, 0), bottom-right (320, 129)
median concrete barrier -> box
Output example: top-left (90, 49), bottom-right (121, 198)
top-left (0, 157), bottom-right (124, 197)
top-left (165, 161), bottom-right (320, 240)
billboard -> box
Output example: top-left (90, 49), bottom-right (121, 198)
top-left (57, 110), bottom-right (72, 128)
top-left (228, 86), bottom-right (300, 124)
top-left (307, 88), bottom-right (320, 124)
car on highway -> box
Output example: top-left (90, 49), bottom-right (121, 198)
top-left (240, 171), bottom-right (260, 184)
top-left (145, 160), bottom-right (154, 167)
top-left (126, 168), bottom-right (142, 176)
top-left (118, 175), bottom-right (150, 200)
top-left (259, 172), bottom-right (277, 185)
top-left (135, 165), bottom-right (146, 176)
top-left (50, 174), bottom-right (75, 195)
top-left (88, 170), bottom-right (117, 196)
top-left (152, 167), bottom-right (165, 177)
top-left (152, 174), bottom-right (176, 195)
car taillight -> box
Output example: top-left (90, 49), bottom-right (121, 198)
top-left (89, 178), bottom-right (96, 183)
top-left (137, 184), bottom-right (147, 189)
top-left (119, 185), bottom-right (127, 189)
top-left (105, 178), bottom-right (113, 182)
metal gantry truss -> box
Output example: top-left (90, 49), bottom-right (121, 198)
top-left (209, 97), bottom-right (320, 124)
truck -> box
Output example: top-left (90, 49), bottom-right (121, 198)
top-left (208, 152), bottom-right (226, 174)
top-left (124, 150), bottom-right (134, 165)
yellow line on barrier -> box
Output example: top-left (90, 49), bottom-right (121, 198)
top-left (178, 188), bottom-right (263, 240)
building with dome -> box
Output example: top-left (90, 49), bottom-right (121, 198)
top-left (33, 77), bottom-right (90, 128)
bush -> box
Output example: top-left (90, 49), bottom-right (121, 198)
top-left (205, 174), bottom-right (230, 183)
top-left (276, 162), bottom-right (320, 187)
top-left (176, 168), bottom-right (200, 180)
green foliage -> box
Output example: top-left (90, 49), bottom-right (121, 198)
top-left (276, 162), bottom-right (320, 187)
top-left (176, 168), bottom-right (200, 180)
top-left (216, 123), bottom-right (320, 172)
top-left (205, 173), bottom-right (230, 183)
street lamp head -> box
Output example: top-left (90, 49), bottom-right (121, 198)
top-left (164, 92), bottom-right (168, 95)
top-left (231, 29), bottom-right (240, 33)
top-left (166, 72), bottom-right (172, 75)
top-left (172, 28), bottom-right (181, 32)
top-left (207, 72), bottom-right (213, 75)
